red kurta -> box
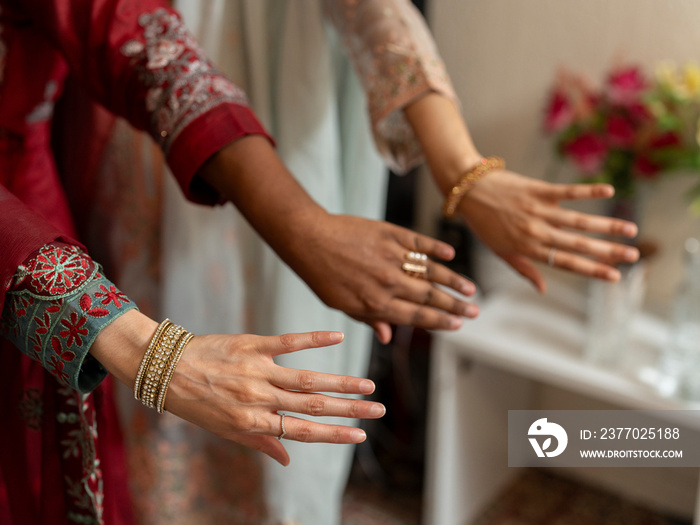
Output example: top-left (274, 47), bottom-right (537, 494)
top-left (0, 1), bottom-right (270, 523)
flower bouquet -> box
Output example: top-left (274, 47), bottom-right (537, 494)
top-left (543, 62), bottom-right (700, 216)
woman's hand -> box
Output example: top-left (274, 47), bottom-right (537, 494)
top-left (165, 330), bottom-right (384, 466)
top-left (91, 311), bottom-right (385, 466)
top-left (279, 213), bottom-right (478, 344)
top-left (460, 170), bottom-right (640, 292)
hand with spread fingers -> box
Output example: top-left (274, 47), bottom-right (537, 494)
top-left (90, 311), bottom-right (385, 466)
top-left (281, 213), bottom-right (479, 344)
top-left (404, 93), bottom-right (640, 293)
top-left (459, 170), bottom-right (640, 292)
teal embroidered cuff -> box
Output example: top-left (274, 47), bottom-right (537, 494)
top-left (0, 243), bottom-right (137, 393)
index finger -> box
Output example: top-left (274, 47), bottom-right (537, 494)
top-left (536, 182), bottom-right (615, 202)
top-left (264, 331), bottom-right (345, 357)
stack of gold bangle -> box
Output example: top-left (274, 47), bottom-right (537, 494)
top-left (134, 318), bottom-right (195, 413)
top-left (442, 156), bottom-right (505, 218)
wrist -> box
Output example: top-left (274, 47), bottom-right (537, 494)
top-left (90, 309), bottom-right (158, 390)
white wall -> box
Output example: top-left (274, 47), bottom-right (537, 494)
top-left (424, 0), bottom-right (700, 309)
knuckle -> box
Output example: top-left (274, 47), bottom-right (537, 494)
top-left (232, 411), bottom-right (257, 433)
top-left (422, 286), bottom-right (434, 306)
top-left (297, 371), bottom-right (316, 391)
top-left (346, 401), bottom-right (361, 419)
top-left (307, 396), bottom-right (326, 417)
top-left (278, 333), bottom-right (297, 350)
top-left (295, 421), bottom-right (314, 443)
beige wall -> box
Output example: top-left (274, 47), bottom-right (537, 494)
top-left (423, 0), bottom-right (700, 310)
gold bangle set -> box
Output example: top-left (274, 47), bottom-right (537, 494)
top-left (442, 156), bottom-right (505, 219)
top-left (134, 318), bottom-right (195, 413)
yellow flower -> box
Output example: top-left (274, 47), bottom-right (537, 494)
top-left (684, 62), bottom-right (700, 99)
top-left (656, 62), bottom-right (688, 100)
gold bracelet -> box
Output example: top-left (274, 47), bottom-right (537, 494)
top-left (156, 331), bottom-right (195, 413)
top-left (442, 156), bottom-right (505, 218)
top-left (139, 323), bottom-right (185, 409)
top-left (134, 319), bottom-right (172, 401)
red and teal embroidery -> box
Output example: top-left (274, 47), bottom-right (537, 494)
top-left (0, 242), bottom-right (137, 393)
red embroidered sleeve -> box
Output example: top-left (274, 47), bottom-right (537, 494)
top-left (22, 0), bottom-right (273, 204)
top-left (1, 242), bottom-right (137, 393)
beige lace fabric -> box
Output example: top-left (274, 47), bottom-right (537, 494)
top-left (324, 0), bottom-right (459, 173)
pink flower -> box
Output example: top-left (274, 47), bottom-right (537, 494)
top-left (564, 133), bottom-right (607, 174)
top-left (544, 90), bottom-right (574, 132)
top-left (606, 66), bottom-right (647, 106)
top-left (633, 155), bottom-right (661, 179)
top-left (605, 115), bottom-right (636, 147)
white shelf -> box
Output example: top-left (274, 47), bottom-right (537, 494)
top-left (439, 274), bottom-right (700, 418)
top-left (424, 273), bottom-right (700, 525)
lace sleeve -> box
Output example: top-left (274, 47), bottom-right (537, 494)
top-left (324, 0), bottom-right (459, 173)
top-left (0, 242), bottom-right (137, 393)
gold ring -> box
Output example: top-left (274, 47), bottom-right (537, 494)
top-left (402, 261), bottom-right (428, 278)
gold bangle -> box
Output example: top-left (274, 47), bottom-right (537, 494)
top-left (156, 331), bottom-right (195, 413)
top-left (140, 323), bottom-right (185, 409)
top-left (442, 156), bottom-right (505, 218)
top-left (134, 319), bottom-right (172, 401)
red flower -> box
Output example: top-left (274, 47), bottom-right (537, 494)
top-left (606, 66), bottom-right (647, 106)
top-left (605, 115), bottom-right (636, 147)
top-left (634, 155), bottom-right (661, 179)
top-left (48, 355), bottom-right (69, 384)
top-left (649, 131), bottom-right (681, 149)
top-left (94, 284), bottom-right (129, 308)
top-left (59, 312), bottom-right (88, 348)
top-left (544, 90), bottom-right (574, 132)
top-left (564, 133), bottom-right (607, 174)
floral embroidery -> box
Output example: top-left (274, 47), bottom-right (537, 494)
top-left (324, 0), bottom-right (458, 173)
top-left (18, 388), bottom-right (43, 431)
top-left (57, 386), bottom-right (104, 524)
top-left (121, 8), bottom-right (249, 154)
top-left (0, 242), bottom-right (137, 393)
top-left (59, 312), bottom-right (89, 348)
top-left (13, 244), bottom-right (92, 296)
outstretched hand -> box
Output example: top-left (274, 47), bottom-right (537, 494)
top-left (460, 170), bottom-right (640, 292)
top-left (164, 330), bottom-right (385, 466)
top-left (279, 214), bottom-right (479, 344)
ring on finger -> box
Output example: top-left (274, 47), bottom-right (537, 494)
top-left (547, 247), bottom-right (557, 267)
top-left (403, 252), bottom-right (428, 279)
top-left (278, 412), bottom-right (286, 440)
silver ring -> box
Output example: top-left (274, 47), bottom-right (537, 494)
top-left (547, 247), bottom-right (557, 267)
top-left (278, 413), bottom-right (286, 440)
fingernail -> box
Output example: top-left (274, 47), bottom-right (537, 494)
top-left (449, 316), bottom-right (463, 329)
top-left (329, 332), bottom-right (344, 343)
top-left (359, 380), bottom-right (375, 394)
top-left (351, 429), bottom-right (367, 442)
top-left (625, 248), bottom-right (640, 262)
top-left (623, 224), bottom-right (638, 237)
top-left (370, 404), bottom-right (386, 417)
top-left (461, 281), bottom-right (476, 295)
top-left (464, 304), bottom-right (479, 318)
top-left (607, 269), bottom-right (621, 281)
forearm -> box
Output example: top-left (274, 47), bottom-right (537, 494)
top-left (403, 92), bottom-right (483, 194)
top-left (197, 135), bottom-right (327, 266)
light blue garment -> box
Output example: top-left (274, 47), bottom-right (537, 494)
top-left (171, 2), bottom-right (387, 523)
